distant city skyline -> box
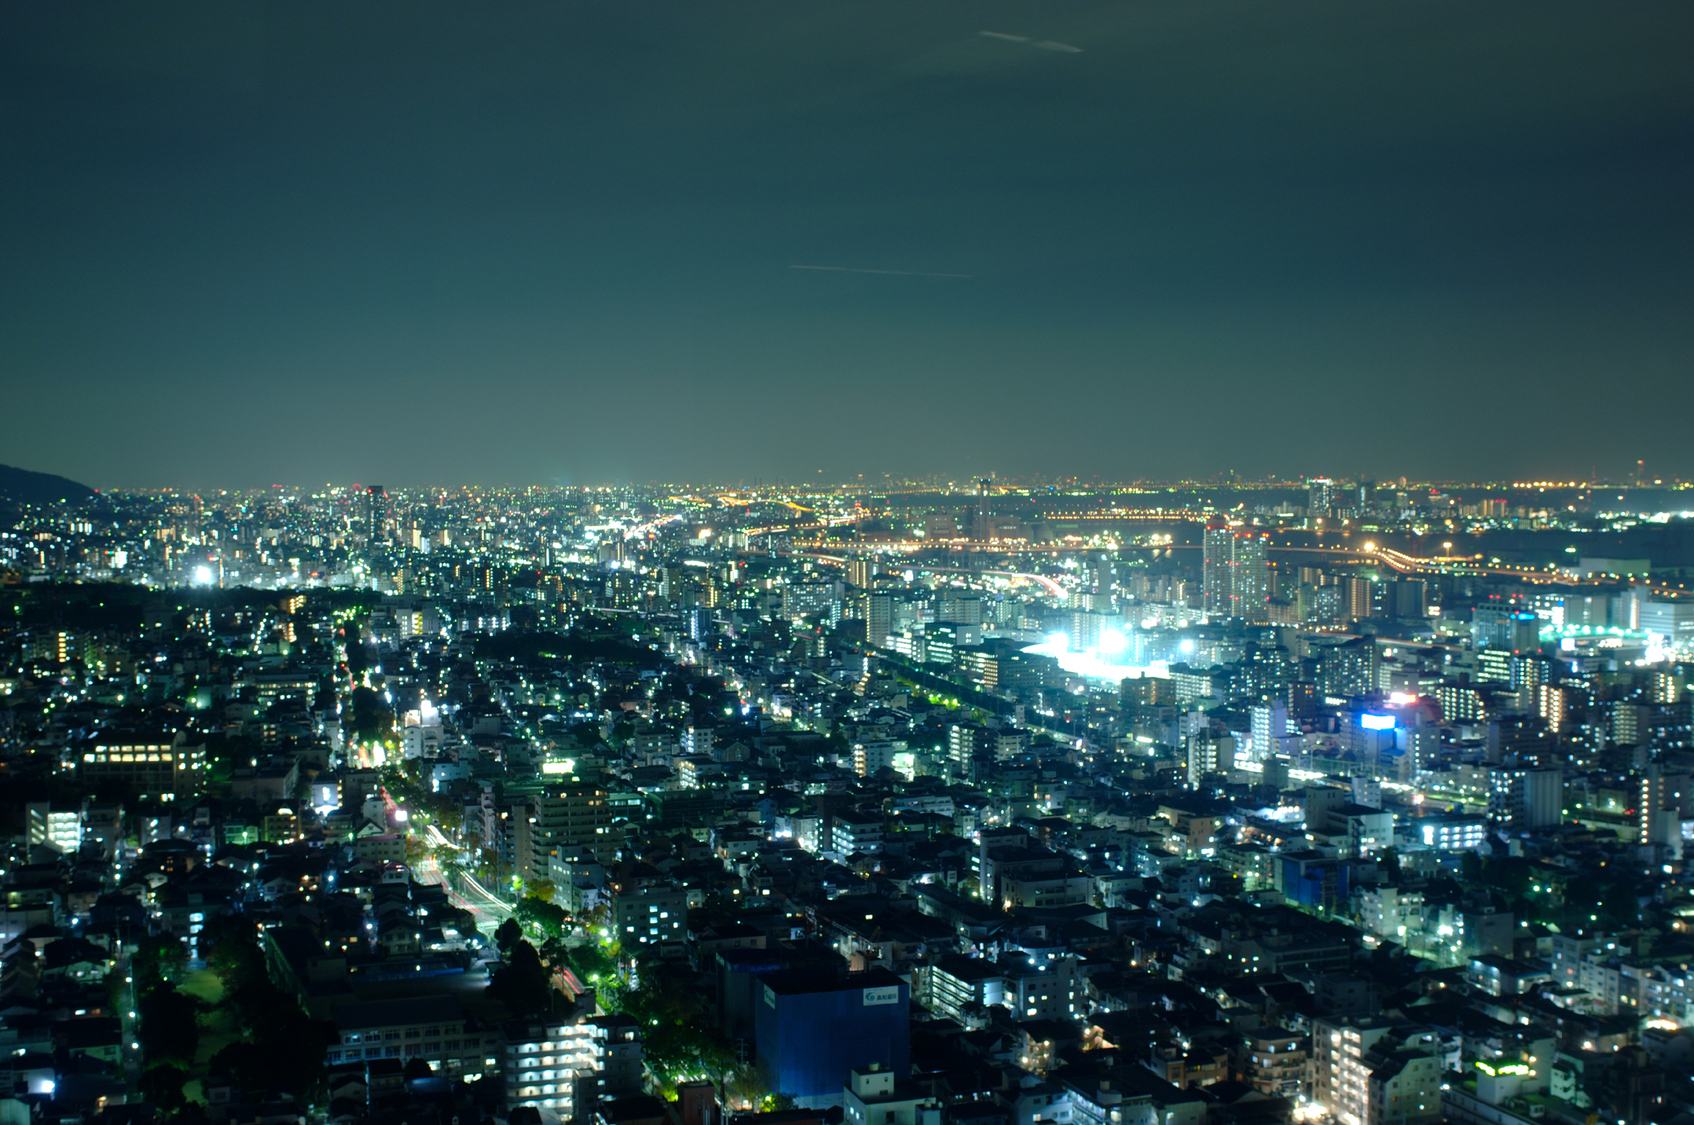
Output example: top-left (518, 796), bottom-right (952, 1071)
top-left (35, 471), bottom-right (1694, 496)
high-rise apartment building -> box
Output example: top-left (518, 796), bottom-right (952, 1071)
top-left (947, 723), bottom-right (984, 775)
top-left (1202, 523), bottom-right (1269, 621)
top-left (519, 782), bottom-right (611, 879)
top-left (937, 589), bottom-right (982, 626)
top-left (1229, 531), bottom-right (1269, 621)
top-left (1640, 765), bottom-right (1691, 855)
top-left (1311, 1017), bottom-right (1441, 1125)
top-left (1250, 701), bottom-right (1291, 761)
top-left (1202, 521), bottom-right (1232, 615)
top-left (1343, 577), bottom-right (1376, 622)
top-left (501, 1009), bottom-right (599, 1119)
top-left (1650, 670), bottom-right (1683, 705)
top-left (863, 593), bottom-right (893, 649)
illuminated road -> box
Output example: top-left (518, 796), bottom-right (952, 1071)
top-left (623, 513), bottom-right (686, 540)
top-left (459, 871), bottom-right (515, 926)
top-left (412, 822), bottom-right (512, 932)
top-left (742, 510), bottom-right (873, 536)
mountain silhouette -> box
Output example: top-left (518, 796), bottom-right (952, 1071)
top-left (0, 463), bottom-right (96, 506)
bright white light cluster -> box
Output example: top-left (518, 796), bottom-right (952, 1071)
top-left (1022, 634), bottom-right (1169, 682)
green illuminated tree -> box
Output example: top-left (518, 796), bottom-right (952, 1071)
top-left (516, 894), bottom-right (568, 939)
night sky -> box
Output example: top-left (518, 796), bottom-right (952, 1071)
top-left (3, 2), bottom-right (1691, 489)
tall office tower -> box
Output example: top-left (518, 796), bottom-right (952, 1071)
top-left (1387, 579), bottom-right (1428, 619)
top-left (845, 557), bottom-right (872, 588)
top-left (1611, 586), bottom-right (1648, 631)
top-left (1308, 477), bottom-right (1334, 519)
top-left (1471, 605), bottom-right (1515, 649)
top-left (1508, 612), bottom-right (1541, 653)
top-left (863, 593), bottom-right (893, 648)
top-left (364, 485), bottom-right (386, 552)
top-left (960, 477), bottom-right (988, 542)
top-left (1230, 532), bottom-right (1270, 622)
top-left (1203, 520), bottom-right (1233, 615)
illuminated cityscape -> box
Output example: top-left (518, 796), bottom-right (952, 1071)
top-left (3, 2), bottom-right (1693, 1125)
top-left (2, 471), bottom-right (1694, 1124)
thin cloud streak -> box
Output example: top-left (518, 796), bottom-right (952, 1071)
top-left (791, 265), bottom-right (973, 278)
top-left (979, 30), bottom-right (1081, 52)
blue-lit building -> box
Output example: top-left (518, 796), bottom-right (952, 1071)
top-left (754, 968), bottom-right (909, 1106)
top-left (1279, 851), bottom-right (1352, 912)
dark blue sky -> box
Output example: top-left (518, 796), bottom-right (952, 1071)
top-left (3, 2), bottom-right (1690, 488)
